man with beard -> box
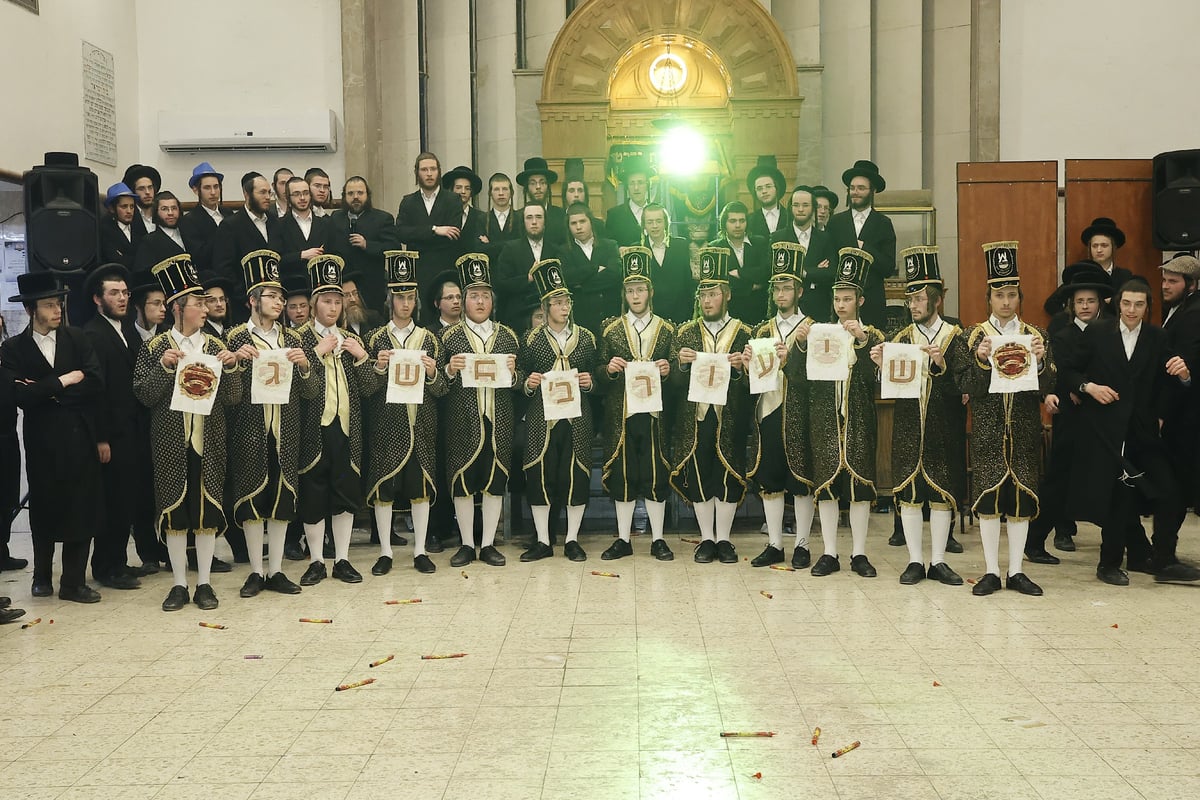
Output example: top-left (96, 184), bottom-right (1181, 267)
top-left (100, 183), bottom-right (141, 269)
top-left (825, 160), bottom-right (897, 329)
top-left (304, 168), bottom-right (332, 217)
top-left (869, 247), bottom-right (967, 586)
top-left (396, 152), bottom-right (463, 293)
top-left (745, 243), bottom-right (816, 570)
top-left (285, 275), bottom-right (311, 328)
top-left (273, 176), bottom-right (329, 276)
top-left (122, 164), bottom-right (161, 236)
top-left (811, 185), bottom-right (839, 231)
top-left (83, 264), bottom-right (145, 590)
top-left (134, 192), bottom-right (190, 272)
top-left (2, 273), bottom-right (105, 603)
top-left (295, 255), bottom-right (374, 586)
top-left (133, 255), bottom-right (241, 611)
top-left (517, 260), bottom-right (598, 562)
top-left (597, 248), bottom-right (675, 561)
top-left (272, 168), bottom-right (294, 219)
top-left (485, 173), bottom-right (520, 246)
top-left (803, 249), bottom-right (886, 579)
top-left (561, 203), bottom-right (622, 337)
top-left (707, 202), bottom-right (769, 324)
top-left (226, 250), bottom-right (315, 597)
top-left (746, 156), bottom-right (787, 240)
top-left (964, 242), bottom-right (1055, 597)
top-left (441, 253), bottom-right (521, 568)
top-left (363, 251), bottom-right (447, 574)
top-left (773, 186), bottom-right (836, 323)
top-left (180, 162), bottom-right (225, 272)
top-left (213, 172), bottom-right (278, 315)
top-left (340, 272), bottom-right (381, 338)
top-left (496, 203), bottom-right (558, 330)
top-left (327, 176), bottom-right (398, 314)
top-left (669, 248), bottom-right (752, 564)
top-left (605, 157), bottom-right (654, 247)
top-left (443, 165), bottom-right (490, 256)
top-left (517, 157), bottom-right (567, 246)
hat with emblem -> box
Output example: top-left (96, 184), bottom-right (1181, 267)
top-left (152, 254), bottom-right (204, 304)
top-left (307, 254), bottom-right (346, 296)
top-left (770, 241), bottom-right (806, 283)
top-left (621, 246), bottom-right (653, 284)
top-left (241, 249), bottom-right (282, 293)
top-left (456, 252), bottom-right (493, 290)
top-left (833, 247), bottom-right (873, 290)
top-left (982, 241), bottom-right (1020, 287)
top-left (530, 258), bottom-right (570, 301)
top-left (385, 249), bottom-right (420, 292)
top-left (697, 246), bottom-right (730, 288)
top-left (900, 245), bottom-right (942, 293)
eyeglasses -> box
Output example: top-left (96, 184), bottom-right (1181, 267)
top-left (104, 289), bottom-right (131, 298)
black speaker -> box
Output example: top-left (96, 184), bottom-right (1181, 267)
top-left (22, 152), bottom-right (99, 273)
top-left (1153, 149), bottom-right (1200, 249)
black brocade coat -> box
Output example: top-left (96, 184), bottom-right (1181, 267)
top-left (518, 324), bottom-right (597, 472)
top-left (599, 314), bottom-right (674, 481)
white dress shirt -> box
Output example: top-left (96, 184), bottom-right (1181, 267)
top-left (852, 207), bottom-right (871, 238)
top-left (203, 204), bottom-right (224, 224)
top-left (528, 238), bottom-right (543, 262)
top-left (246, 206), bottom-right (269, 241)
top-left (141, 210), bottom-right (156, 233)
top-left (762, 205), bottom-right (781, 233)
top-left (703, 315), bottom-right (732, 338)
top-left (1121, 320), bottom-right (1141, 360)
top-left (988, 314), bottom-right (1020, 335)
top-left (793, 223), bottom-right (812, 249)
top-left (916, 317), bottom-right (944, 344)
top-left (134, 321), bottom-right (155, 342)
top-left (249, 320), bottom-right (281, 349)
top-left (32, 328), bottom-right (56, 365)
top-left (775, 311), bottom-right (799, 341)
top-left (421, 187), bottom-right (440, 216)
top-left (164, 226), bottom-right (185, 249)
top-left (648, 235), bottom-right (667, 266)
top-left (388, 320), bottom-right (416, 346)
top-left (576, 237), bottom-right (595, 260)
top-left (118, 220), bottom-right (132, 242)
top-left (293, 210), bottom-right (313, 240)
top-left (547, 323), bottom-right (572, 353)
top-left (494, 209), bottom-right (510, 230)
top-left (629, 200), bottom-right (646, 226)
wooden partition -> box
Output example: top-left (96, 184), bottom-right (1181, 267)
top-left (956, 161), bottom-right (1058, 328)
top-left (1064, 158), bottom-right (1159, 288)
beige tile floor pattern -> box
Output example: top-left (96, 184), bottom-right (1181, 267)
top-left (3, 514), bottom-right (1200, 800)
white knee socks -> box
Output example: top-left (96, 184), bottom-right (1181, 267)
top-left (195, 533), bottom-right (215, 585)
top-left (481, 494), bottom-right (503, 548)
top-left (818, 500), bottom-right (840, 558)
top-left (566, 505), bottom-right (585, 543)
top-left (532, 504), bottom-right (551, 546)
top-left (1007, 519), bottom-right (1029, 577)
top-left (266, 519), bottom-right (286, 576)
top-left (615, 500), bottom-right (636, 542)
top-left (900, 505), bottom-right (924, 564)
top-left (849, 501), bottom-right (870, 558)
top-left (167, 535), bottom-right (188, 587)
top-left (979, 516), bottom-right (1002, 576)
top-left (374, 504), bottom-right (394, 558)
top-left (714, 501), bottom-right (737, 543)
top-left (793, 495), bottom-right (814, 550)
top-left (244, 519), bottom-right (265, 576)
top-left (762, 494), bottom-right (786, 550)
top-left (453, 496), bottom-right (475, 547)
top-left (411, 501), bottom-right (430, 558)
top-left (930, 509), bottom-right (952, 566)
top-left (646, 500), bottom-right (666, 541)
top-left (694, 499), bottom-right (716, 542)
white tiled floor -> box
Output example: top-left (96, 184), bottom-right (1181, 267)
top-left (3, 513), bottom-right (1200, 800)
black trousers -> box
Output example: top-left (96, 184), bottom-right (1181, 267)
top-left (0, 433), bottom-right (19, 561)
top-left (678, 409), bottom-right (742, 503)
top-left (525, 421), bottom-right (589, 507)
top-left (92, 440), bottom-right (134, 580)
top-left (452, 418), bottom-right (508, 497)
top-left (1029, 417), bottom-right (1078, 547)
top-left (299, 425), bottom-right (363, 525)
top-left (162, 446), bottom-right (224, 534)
top-left (755, 408), bottom-right (809, 497)
top-left (33, 540), bottom-right (89, 589)
top-left (605, 413), bottom-right (668, 502)
top-left (133, 438), bottom-right (167, 564)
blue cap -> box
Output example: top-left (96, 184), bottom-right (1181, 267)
top-left (188, 161), bottom-right (224, 188)
top-left (105, 182), bottom-right (136, 206)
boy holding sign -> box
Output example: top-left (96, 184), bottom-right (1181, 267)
top-left (518, 260), bottom-right (598, 562)
top-left (363, 251), bottom-right (447, 575)
top-left (598, 247), bottom-right (675, 561)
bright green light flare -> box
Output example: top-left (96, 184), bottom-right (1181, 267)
top-left (658, 125), bottom-right (708, 177)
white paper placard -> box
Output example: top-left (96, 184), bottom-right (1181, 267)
top-left (171, 351), bottom-right (222, 416)
top-left (880, 342), bottom-right (926, 399)
top-left (250, 349), bottom-right (294, 405)
top-left (624, 361), bottom-right (663, 414)
top-left (688, 351), bottom-right (732, 406)
top-left (540, 368), bottom-right (582, 421)
top-left (748, 338), bottom-right (781, 395)
top-left (988, 334), bottom-right (1039, 394)
top-left (806, 323), bottom-right (856, 382)
top-left (461, 352), bottom-right (513, 388)
top-left (385, 349), bottom-right (427, 404)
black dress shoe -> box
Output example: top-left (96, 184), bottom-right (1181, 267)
top-left (521, 542), bottom-right (554, 562)
top-left (972, 573), bottom-right (1002, 596)
top-left (945, 534), bottom-right (964, 554)
top-left (850, 555), bottom-right (877, 578)
top-left (1053, 534), bottom-right (1076, 552)
top-left (59, 585), bottom-right (101, 604)
top-left (425, 536), bottom-right (444, 554)
top-left (1005, 572), bottom-right (1043, 596)
top-left (791, 546), bottom-right (811, 569)
top-left (693, 540), bottom-right (717, 563)
top-left (650, 539), bottom-right (674, 561)
top-left (194, 583), bottom-right (219, 610)
top-left (283, 543), bottom-right (307, 562)
top-left (1024, 548), bottom-right (1060, 565)
top-left (99, 572), bottom-right (141, 590)
top-left (888, 530), bottom-right (906, 547)
top-left (332, 559), bottom-right (363, 583)
top-left (390, 532), bottom-right (409, 547)
top-left (0, 607), bottom-right (26, 623)
top-left (479, 545), bottom-right (506, 566)
top-left (0, 555), bottom-right (29, 571)
top-left (564, 541), bottom-right (587, 562)
top-left (31, 580), bottom-right (53, 597)
top-left (371, 556), bottom-right (393, 576)
top-left (240, 572), bottom-right (266, 598)
top-left (413, 554), bottom-right (436, 574)
top-left (601, 539), bottom-right (633, 561)
top-left (927, 562), bottom-right (964, 586)
top-left (1127, 558), bottom-right (1157, 575)
top-left (811, 554), bottom-right (840, 576)
top-left (751, 545), bottom-right (785, 567)
top-left (299, 561), bottom-right (327, 586)
top-left (1155, 562), bottom-right (1200, 583)
top-left (210, 557), bottom-right (233, 574)
top-left (129, 562), bottom-right (159, 577)
top-left (265, 572), bottom-right (302, 594)
top-left (1097, 566), bottom-right (1130, 586)
top-left (716, 540), bottom-right (738, 564)
top-left (450, 546), bottom-right (476, 567)
top-left (899, 561), bottom-right (926, 585)
top-left (162, 584), bottom-right (190, 611)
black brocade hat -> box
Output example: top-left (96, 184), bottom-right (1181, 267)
top-left (456, 252), bottom-right (492, 290)
top-left (982, 241), bottom-right (1020, 287)
top-left (307, 254), bottom-right (345, 296)
top-left (530, 259), bottom-right (569, 301)
top-left (621, 246), bottom-right (653, 284)
top-left (770, 241), bottom-right (806, 283)
top-left (385, 249), bottom-right (420, 291)
top-left (900, 245), bottom-right (942, 293)
top-left (834, 247), bottom-right (873, 291)
top-left (152, 254), bottom-right (204, 304)
top-left (241, 249), bottom-right (283, 293)
top-left (697, 247), bottom-right (730, 287)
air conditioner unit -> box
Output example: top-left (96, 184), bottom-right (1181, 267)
top-left (158, 109), bottom-right (338, 153)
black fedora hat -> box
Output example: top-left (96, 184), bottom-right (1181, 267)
top-left (746, 155), bottom-right (786, 196)
top-left (8, 271), bottom-right (69, 304)
top-left (84, 263), bottom-right (131, 298)
top-left (1080, 217), bottom-right (1126, 248)
top-left (618, 155), bottom-right (655, 184)
top-left (198, 270), bottom-right (236, 297)
top-left (841, 159), bottom-right (885, 193)
top-left (1044, 259), bottom-right (1114, 315)
top-left (810, 184), bottom-right (840, 211)
top-left (516, 157), bottom-right (558, 187)
top-left (122, 163), bottom-right (162, 191)
top-left (426, 268), bottom-right (462, 313)
top-left (442, 165), bottom-right (482, 195)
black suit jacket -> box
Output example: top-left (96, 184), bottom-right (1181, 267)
top-left (773, 224), bottom-right (837, 323)
top-left (747, 206), bottom-right (785, 241)
top-left (325, 208), bottom-right (397, 314)
top-left (178, 207), bottom-right (225, 272)
top-left (272, 213), bottom-right (332, 275)
top-left (526, 203), bottom-right (568, 247)
top-left (707, 235), bottom-right (770, 325)
top-left (133, 228), bottom-right (187, 273)
top-left (99, 217), bottom-right (140, 270)
top-left (604, 203), bottom-right (643, 248)
top-left (825, 207), bottom-right (897, 329)
top-left (561, 237), bottom-right (623, 335)
top-left (396, 188), bottom-right (463, 289)
top-left (644, 235), bottom-right (696, 325)
top-left (212, 209), bottom-right (278, 304)
top-left (495, 238), bottom-right (560, 330)
top-left (486, 208), bottom-right (522, 247)
top-left (82, 315), bottom-right (140, 446)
